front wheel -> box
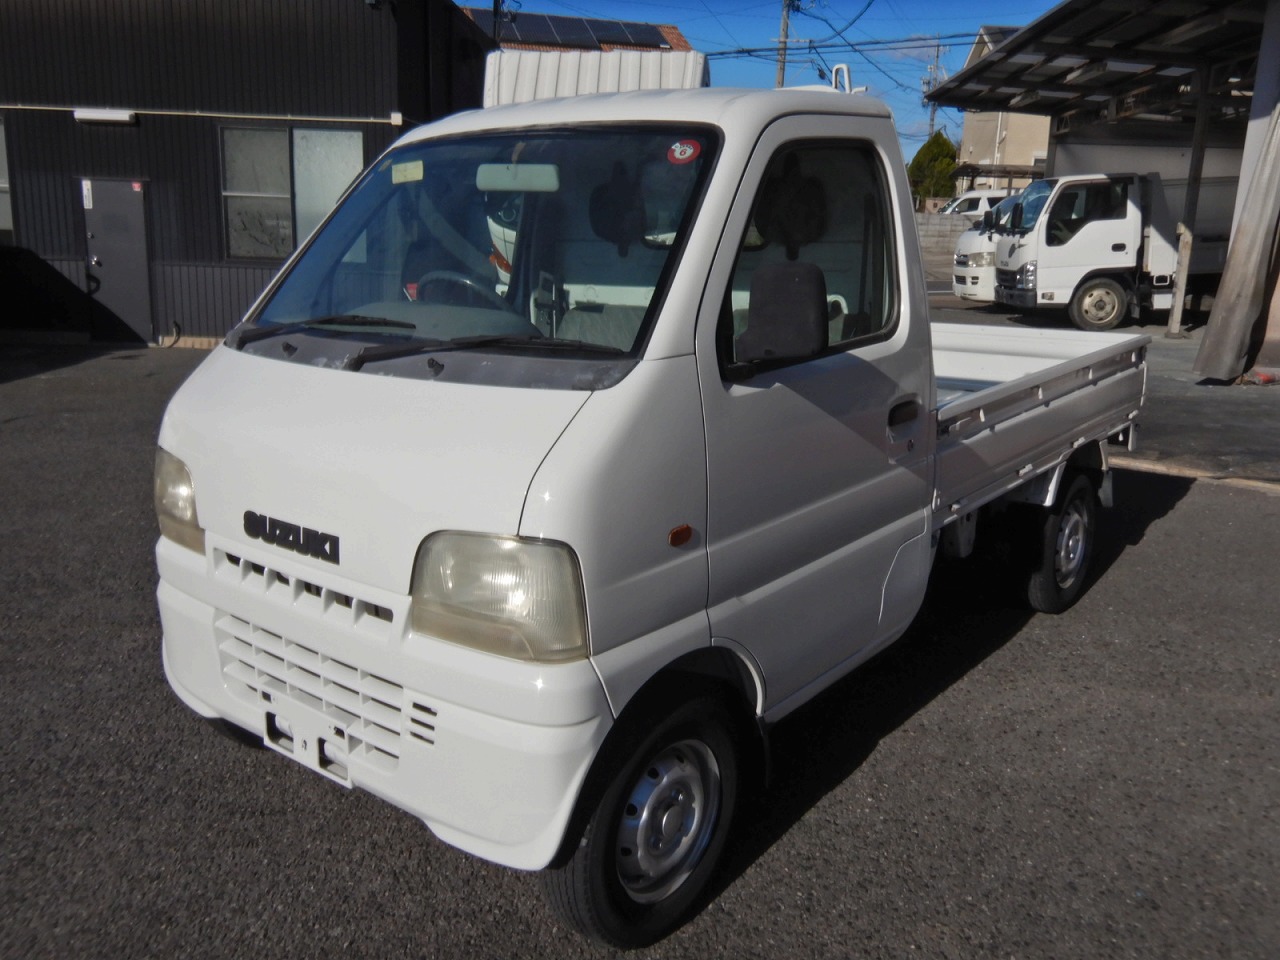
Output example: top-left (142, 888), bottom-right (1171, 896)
top-left (1069, 277), bottom-right (1128, 331)
top-left (539, 694), bottom-right (740, 948)
top-left (1026, 472), bottom-right (1098, 613)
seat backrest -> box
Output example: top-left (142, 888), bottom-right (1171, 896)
top-left (752, 154), bottom-right (828, 261)
top-left (735, 261), bottom-right (827, 362)
top-left (588, 161), bottom-right (646, 256)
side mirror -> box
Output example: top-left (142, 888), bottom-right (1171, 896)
top-left (982, 209), bottom-right (994, 231)
top-left (1011, 203), bottom-right (1024, 231)
top-left (734, 262), bottom-right (828, 367)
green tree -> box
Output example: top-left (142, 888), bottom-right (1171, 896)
top-left (908, 131), bottom-right (957, 208)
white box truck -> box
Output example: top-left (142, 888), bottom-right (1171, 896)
top-left (993, 172), bottom-right (1230, 330)
top-left (155, 86), bottom-right (1148, 947)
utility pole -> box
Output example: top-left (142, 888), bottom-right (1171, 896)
top-left (922, 39), bottom-right (942, 137)
top-left (775, 0), bottom-right (794, 88)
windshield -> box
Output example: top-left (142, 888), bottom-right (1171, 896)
top-left (1015, 179), bottom-right (1056, 232)
top-left (244, 125), bottom-right (717, 379)
top-left (970, 193), bottom-right (1021, 232)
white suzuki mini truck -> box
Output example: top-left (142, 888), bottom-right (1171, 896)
top-left (155, 86), bottom-right (1149, 947)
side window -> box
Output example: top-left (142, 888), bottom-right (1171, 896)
top-left (721, 140), bottom-right (897, 369)
top-left (1047, 181), bottom-right (1129, 246)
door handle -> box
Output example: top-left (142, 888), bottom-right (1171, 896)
top-left (888, 399), bottom-right (921, 428)
top-left (1111, 243), bottom-right (1126, 252)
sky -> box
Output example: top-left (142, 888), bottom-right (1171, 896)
top-left (488, 0), bottom-right (1061, 159)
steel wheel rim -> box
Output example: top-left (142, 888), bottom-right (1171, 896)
top-left (1055, 500), bottom-right (1090, 588)
top-left (615, 738), bottom-right (721, 904)
top-left (1082, 286), bottom-right (1121, 325)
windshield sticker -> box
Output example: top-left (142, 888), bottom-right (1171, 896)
top-left (667, 140), bottom-right (701, 165)
top-left (392, 160), bottom-right (424, 184)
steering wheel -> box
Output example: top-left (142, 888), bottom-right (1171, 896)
top-left (416, 270), bottom-right (510, 311)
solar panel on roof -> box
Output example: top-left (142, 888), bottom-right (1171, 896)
top-left (592, 21), bottom-right (668, 47)
top-left (466, 8), bottom-right (673, 50)
top-left (550, 17), bottom-right (597, 48)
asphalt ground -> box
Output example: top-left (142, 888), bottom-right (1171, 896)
top-left (1, 340), bottom-right (1277, 959)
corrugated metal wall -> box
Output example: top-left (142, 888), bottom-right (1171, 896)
top-left (0, 0), bottom-right (490, 340)
top-left (1, 0), bottom-right (399, 117)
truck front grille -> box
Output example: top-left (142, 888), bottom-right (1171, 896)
top-left (218, 549), bottom-right (394, 628)
top-left (215, 613), bottom-right (427, 768)
top-left (996, 268), bottom-right (1018, 288)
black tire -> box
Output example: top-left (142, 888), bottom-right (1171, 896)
top-left (1026, 472), bottom-right (1098, 613)
top-left (1068, 277), bottom-right (1128, 331)
top-left (539, 693), bottom-right (740, 948)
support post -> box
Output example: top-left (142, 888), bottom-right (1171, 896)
top-left (1166, 222), bottom-right (1194, 338)
top-left (1168, 68), bottom-right (1209, 338)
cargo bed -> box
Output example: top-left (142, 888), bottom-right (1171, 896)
top-left (931, 323), bottom-right (1149, 527)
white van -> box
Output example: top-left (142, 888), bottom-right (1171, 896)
top-left (952, 193), bottom-right (1021, 302)
top-left (938, 188), bottom-right (1014, 218)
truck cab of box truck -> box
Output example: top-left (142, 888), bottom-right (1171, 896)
top-left (994, 173), bottom-right (1179, 330)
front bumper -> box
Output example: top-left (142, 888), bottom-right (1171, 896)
top-left (157, 535), bottom-right (612, 871)
top-left (953, 269), bottom-right (995, 302)
top-left (995, 286), bottom-right (1037, 309)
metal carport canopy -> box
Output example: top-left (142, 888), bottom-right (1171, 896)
top-left (926, 0), bottom-right (1264, 129)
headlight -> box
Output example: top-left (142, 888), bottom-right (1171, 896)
top-left (1018, 260), bottom-right (1037, 290)
top-left (154, 447), bottom-right (205, 553)
top-left (969, 251), bottom-right (995, 268)
top-left (410, 532), bottom-right (588, 663)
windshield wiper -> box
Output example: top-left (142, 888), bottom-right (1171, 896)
top-left (345, 334), bottom-right (625, 371)
top-left (230, 315), bottom-right (418, 349)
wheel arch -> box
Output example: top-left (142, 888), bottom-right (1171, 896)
top-left (1072, 268), bottom-right (1136, 298)
top-left (548, 650), bottom-right (765, 869)
top-left (1003, 442), bottom-right (1109, 510)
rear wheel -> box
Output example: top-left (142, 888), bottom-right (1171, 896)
top-left (540, 693), bottom-right (740, 948)
top-left (1026, 472), bottom-right (1098, 613)
top-left (1069, 277), bottom-right (1128, 331)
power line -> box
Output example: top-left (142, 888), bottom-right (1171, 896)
top-left (706, 30), bottom-right (977, 60)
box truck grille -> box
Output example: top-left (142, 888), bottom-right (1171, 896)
top-left (215, 614), bottom-right (432, 767)
top-left (996, 268), bottom-right (1018, 288)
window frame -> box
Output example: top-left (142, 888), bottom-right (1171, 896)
top-left (219, 124), bottom-right (365, 263)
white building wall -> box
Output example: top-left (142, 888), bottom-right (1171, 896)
top-left (483, 50), bottom-right (708, 107)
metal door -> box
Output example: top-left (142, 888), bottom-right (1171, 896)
top-left (82, 178), bottom-right (153, 342)
top-left (694, 121), bottom-right (935, 717)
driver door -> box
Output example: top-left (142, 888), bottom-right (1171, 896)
top-left (694, 119), bottom-right (934, 717)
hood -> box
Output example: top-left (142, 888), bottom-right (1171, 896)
top-left (158, 347), bottom-right (590, 592)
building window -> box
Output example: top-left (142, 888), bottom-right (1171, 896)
top-left (221, 127), bottom-right (363, 260)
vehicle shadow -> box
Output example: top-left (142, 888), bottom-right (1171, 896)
top-left (0, 342), bottom-right (147, 386)
top-left (707, 466), bottom-right (1195, 903)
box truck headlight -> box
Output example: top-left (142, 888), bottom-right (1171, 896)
top-left (411, 532), bottom-right (588, 663)
top-left (1018, 260), bottom-right (1037, 291)
top-left (154, 447), bottom-right (205, 553)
